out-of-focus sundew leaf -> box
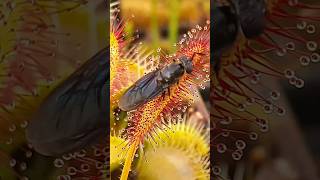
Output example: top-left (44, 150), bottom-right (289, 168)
top-left (110, 136), bottom-right (127, 172)
top-left (138, 147), bottom-right (209, 180)
top-left (0, 166), bottom-right (15, 180)
top-left (145, 120), bottom-right (209, 156)
top-left (125, 21), bottom-right (135, 41)
top-left (0, 0), bottom-right (90, 148)
top-left (135, 118), bottom-right (210, 180)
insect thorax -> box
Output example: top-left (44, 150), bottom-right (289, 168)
top-left (179, 56), bottom-right (193, 74)
top-left (159, 63), bottom-right (185, 85)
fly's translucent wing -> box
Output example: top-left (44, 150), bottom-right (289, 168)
top-left (26, 48), bottom-right (109, 156)
top-left (118, 70), bottom-right (164, 111)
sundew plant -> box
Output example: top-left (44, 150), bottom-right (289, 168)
top-left (110, 1), bottom-right (210, 180)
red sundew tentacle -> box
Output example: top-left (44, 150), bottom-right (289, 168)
top-left (223, 69), bottom-right (274, 104)
top-left (215, 103), bottom-right (255, 122)
top-left (19, 54), bottom-right (54, 81)
top-left (240, 62), bottom-right (282, 78)
top-left (213, 101), bottom-right (268, 129)
top-left (0, 1), bottom-right (85, 106)
top-left (44, 4), bottom-right (84, 15)
top-left (217, 79), bottom-right (239, 97)
top-left (111, 17), bottom-right (125, 48)
top-left (242, 51), bottom-right (284, 75)
top-left (240, 56), bottom-right (284, 77)
top-left (268, 22), bottom-right (307, 43)
top-left (265, 27), bottom-right (305, 43)
top-left (272, 9), bottom-right (320, 21)
top-left (223, 72), bottom-right (248, 96)
top-left (216, 95), bottom-right (239, 108)
top-left (53, 146), bottom-right (109, 179)
top-left (255, 35), bottom-right (281, 49)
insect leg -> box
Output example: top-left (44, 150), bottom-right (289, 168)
top-left (161, 91), bottom-right (166, 100)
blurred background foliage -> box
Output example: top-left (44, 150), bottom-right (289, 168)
top-left (116, 0), bottom-right (209, 53)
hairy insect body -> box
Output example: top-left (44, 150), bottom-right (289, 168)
top-left (159, 57), bottom-right (192, 87)
top-left (118, 56), bottom-right (193, 111)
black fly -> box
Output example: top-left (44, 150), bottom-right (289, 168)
top-left (118, 54), bottom-right (201, 111)
top-left (212, 0), bottom-right (267, 71)
top-left (26, 48), bottom-right (109, 156)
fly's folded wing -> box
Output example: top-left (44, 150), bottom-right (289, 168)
top-left (26, 48), bottom-right (109, 156)
top-left (118, 70), bottom-right (164, 111)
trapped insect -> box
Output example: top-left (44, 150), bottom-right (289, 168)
top-left (118, 53), bottom-right (202, 111)
top-left (26, 48), bottom-right (109, 156)
top-left (212, 0), bottom-right (267, 71)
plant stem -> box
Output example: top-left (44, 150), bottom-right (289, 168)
top-left (120, 140), bottom-right (139, 180)
top-left (169, 0), bottom-right (180, 53)
top-left (151, 0), bottom-right (159, 50)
